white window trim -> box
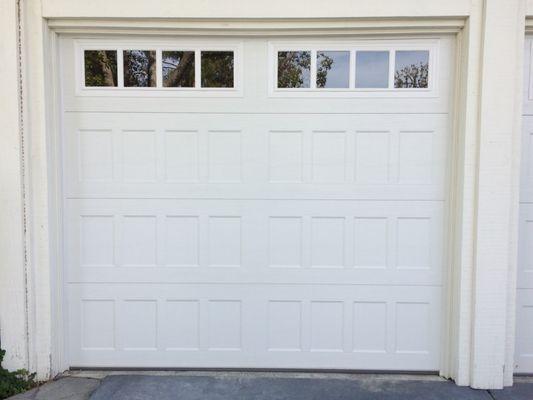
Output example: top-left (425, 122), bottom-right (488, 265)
top-left (268, 38), bottom-right (439, 98)
top-left (75, 39), bottom-right (243, 97)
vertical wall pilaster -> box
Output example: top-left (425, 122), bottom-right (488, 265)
top-left (469, 0), bottom-right (525, 389)
top-left (0, 0), bottom-right (29, 372)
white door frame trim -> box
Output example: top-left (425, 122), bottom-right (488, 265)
top-left (8, 3), bottom-right (525, 389)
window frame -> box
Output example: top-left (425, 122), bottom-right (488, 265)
top-left (75, 39), bottom-right (243, 97)
top-left (268, 39), bottom-right (439, 98)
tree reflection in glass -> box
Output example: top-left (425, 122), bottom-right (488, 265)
top-left (201, 51), bottom-right (234, 88)
top-left (123, 50), bottom-right (157, 87)
top-left (162, 51), bottom-right (195, 88)
top-left (394, 50), bottom-right (429, 88)
top-left (316, 51), bottom-right (349, 89)
top-left (84, 50), bottom-right (117, 87)
top-left (277, 51), bottom-right (311, 88)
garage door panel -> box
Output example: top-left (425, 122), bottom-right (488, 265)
top-left (67, 283), bottom-right (441, 370)
top-left (61, 36), bottom-right (451, 370)
top-left (63, 113), bottom-right (448, 200)
top-left (65, 199), bottom-right (443, 285)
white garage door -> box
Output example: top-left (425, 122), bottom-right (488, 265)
top-left (516, 36), bottom-right (533, 374)
top-left (60, 35), bottom-right (454, 370)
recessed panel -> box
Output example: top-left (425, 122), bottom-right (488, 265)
top-left (164, 131), bottom-right (199, 182)
top-left (354, 218), bottom-right (388, 268)
top-left (208, 301), bottom-right (241, 350)
top-left (165, 216), bottom-right (199, 267)
top-left (207, 131), bottom-right (242, 182)
top-left (82, 300), bottom-right (115, 349)
top-left (164, 300), bottom-right (200, 350)
top-left (523, 221), bottom-right (533, 272)
top-left (121, 216), bottom-right (157, 266)
top-left (397, 217), bottom-right (431, 269)
top-left (353, 302), bottom-right (387, 353)
top-left (78, 130), bottom-right (113, 182)
top-left (269, 217), bottom-right (302, 267)
top-left (208, 217), bottom-right (241, 267)
top-left (311, 217), bottom-right (345, 267)
top-left (80, 216), bottom-right (114, 267)
top-left (121, 300), bottom-right (157, 349)
top-left (355, 132), bottom-right (390, 183)
top-left (517, 305), bottom-right (533, 356)
top-left (395, 302), bottom-right (430, 353)
top-left (268, 131), bottom-right (303, 182)
top-left (122, 130), bottom-right (157, 182)
top-left (312, 132), bottom-right (346, 182)
top-left (268, 301), bottom-right (302, 351)
top-left (398, 131), bottom-right (434, 184)
top-left (310, 301), bottom-right (344, 351)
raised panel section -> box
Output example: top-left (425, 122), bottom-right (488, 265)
top-left (121, 216), bottom-right (157, 266)
top-left (268, 131), bottom-right (303, 182)
top-left (81, 300), bottom-right (115, 350)
top-left (517, 304), bottom-right (533, 357)
top-left (78, 130), bottom-right (113, 182)
top-left (80, 216), bottom-right (114, 267)
top-left (122, 130), bottom-right (157, 182)
top-left (207, 131), bottom-right (242, 182)
top-left (395, 302), bottom-right (430, 354)
top-left (121, 300), bottom-right (158, 350)
top-left (353, 302), bottom-right (387, 353)
top-left (165, 216), bottom-right (200, 267)
top-left (208, 217), bottom-right (241, 267)
top-left (164, 131), bottom-right (199, 182)
top-left (398, 131), bottom-right (434, 184)
top-left (208, 300), bottom-right (242, 350)
top-left (163, 300), bottom-right (200, 350)
top-left (311, 217), bottom-right (345, 267)
top-left (310, 301), bottom-right (344, 352)
top-left (268, 301), bottom-right (302, 351)
top-left (522, 220), bottom-right (533, 273)
top-left (354, 218), bottom-right (388, 268)
top-left (355, 131), bottom-right (390, 184)
top-left (396, 217), bottom-right (431, 270)
top-left (268, 217), bottom-right (302, 267)
top-left (312, 131), bottom-right (346, 182)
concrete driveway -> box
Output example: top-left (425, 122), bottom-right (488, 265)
top-left (7, 372), bottom-right (533, 400)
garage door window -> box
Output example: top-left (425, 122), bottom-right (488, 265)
top-left (317, 51), bottom-right (350, 89)
top-left (277, 51), bottom-right (311, 88)
top-left (83, 50), bottom-right (118, 87)
top-left (271, 41), bottom-right (437, 95)
top-left (200, 51), bottom-right (234, 88)
top-left (80, 43), bottom-right (241, 94)
top-left (162, 51), bottom-right (195, 88)
top-left (123, 50), bottom-right (157, 87)
top-left (394, 50), bottom-right (430, 88)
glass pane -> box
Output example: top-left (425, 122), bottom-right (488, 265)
top-left (84, 50), bottom-right (117, 87)
top-left (355, 51), bottom-right (389, 89)
top-left (394, 50), bottom-right (429, 88)
top-left (316, 51), bottom-right (350, 89)
top-left (162, 51), bottom-right (195, 87)
top-left (123, 50), bottom-right (157, 87)
top-left (201, 51), bottom-right (234, 88)
top-left (277, 51), bottom-right (311, 88)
